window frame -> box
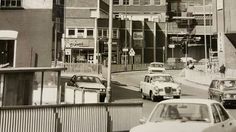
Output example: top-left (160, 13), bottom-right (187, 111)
top-left (86, 29), bottom-right (94, 38)
top-left (1, 0), bottom-right (22, 8)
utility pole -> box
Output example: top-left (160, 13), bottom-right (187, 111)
top-left (105, 0), bottom-right (113, 102)
top-left (203, 0), bottom-right (208, 71)
top-left (124, 0), bottom-right (128, 71)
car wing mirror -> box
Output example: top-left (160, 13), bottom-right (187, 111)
top-left (139, 117), bottom-right (147, 124)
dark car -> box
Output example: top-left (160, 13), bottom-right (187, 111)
top-left (208, 78), bottom-right (236, 107)
top-left (165, 58), bottom-right (184, 70)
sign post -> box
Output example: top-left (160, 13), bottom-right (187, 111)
top-left (129, 48), bottom-right (135, 70)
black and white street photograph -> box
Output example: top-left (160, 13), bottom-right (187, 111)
top-left (1, 0), bottom-right (236, 132)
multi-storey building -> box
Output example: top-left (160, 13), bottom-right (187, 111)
top-left (213, 0), bottom-right (236, 75)
top-left (166, 0), bottom-right (215, 61)
top-left (56, 0), bottom-right (214, 65)
top-left (0, 0), bottom-right (54, 67)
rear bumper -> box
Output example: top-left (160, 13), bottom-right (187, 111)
top-left (222, 99), bottom-right (236, 106)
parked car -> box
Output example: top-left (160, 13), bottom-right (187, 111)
top-left (139, 73), bottom-right (181, 101)
top-left (165, 58), bottom-right (184, 70)
top-left (130, 99), bottom-right (236, 132)
top-left (148, 62), bottom-right (165, 73)
top-left (208, 78), bottom-right (236, 107)
top-left (180, 57), bottom-right (197, 63)
top-left (67, 75), bottom-right (106, 102)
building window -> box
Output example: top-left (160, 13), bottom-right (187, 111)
top-left (154, 0), bottom-right (160, 5)
top-left (133, 0), bottom-right (140, 5)
top-left (113, 29), bottom-right (118, 38)
top-left (113, 0), bottom-right (119, 5)
top-left (77, 29), bottom-right (84, 38)
top-left (1, 0), bottom-right (22, 8)
top-left (103, 30), bottom-right (108, 37)
top-left (68, 29), bottom-right (75, 36)
top-left (87, 29), bottom-right (94, 38)
top-left (123, 0), bottom-right (129, 5)
top-left (144, 0), bottom-right (150, 5)
top-left (98, 29), bottom-right (102, 37)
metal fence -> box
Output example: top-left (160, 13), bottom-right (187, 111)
top-left (0, 103), bottom-right (143, 132)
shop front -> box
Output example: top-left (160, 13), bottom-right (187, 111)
top-left (64, 38), bottom-right (95, 63)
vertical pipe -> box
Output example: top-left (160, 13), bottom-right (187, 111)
top-left (40, 72), bottom-right (44, 105)
top-left (54, 24), bottom-right (58, 67)
top-left (106, 0), bottom-right (113, 102)
top-left (13, 40), bottom-right (17, 68)
top-left (154, 22), bottom-right (157, 62)
top-left (57, 71), bottom-right (61, 104)
top-left (94, 18), bottom-right (98, 64)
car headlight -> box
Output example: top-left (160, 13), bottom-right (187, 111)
top-left (224, 94), bottom-right (231, 99)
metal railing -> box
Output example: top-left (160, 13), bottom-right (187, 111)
top-left (0, 103), bottom-right (143, 132)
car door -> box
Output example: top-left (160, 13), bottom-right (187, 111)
top-left (204, 104), bottom-right (226, 132)
top-left (209, 80), bottom-right (217, 99)
top-left (214, 103), bottom-right (236, 132)
top-left (142, 76), bottom-right (150, 96)
top-left (215, 81), bottom-right (224, 102)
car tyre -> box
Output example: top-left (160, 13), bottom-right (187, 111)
top-left (174, 96), bottom-right (180, 99)
top-left (150, 92), bottom-right (156, 102)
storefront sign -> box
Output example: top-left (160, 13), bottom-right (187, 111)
top-left (64, 38), bottom-right (94, 48)
top-left (133, 32), bottom-right (143, 40)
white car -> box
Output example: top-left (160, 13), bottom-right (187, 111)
top-left (130, 99), bottom-right (236, 132)
top-left (180, 57), bottom-right (197, 63)
top-left (140, 73), bottom-right (181, 101)
top-left (148, 62), bottom-right (165, 73)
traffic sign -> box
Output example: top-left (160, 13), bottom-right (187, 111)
top-left (65, 49), bottom-right (71, 55)
top-left (129, 48), bottom-right (135, 56)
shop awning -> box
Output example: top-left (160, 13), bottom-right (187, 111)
top-left (0, 30), bottom-right (18, 40)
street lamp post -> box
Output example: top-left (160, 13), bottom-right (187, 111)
top-left (105, 0), bottom-right (113, 102)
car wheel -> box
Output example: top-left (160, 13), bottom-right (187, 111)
top-left (174, 96), bottom-right (180, 99)
top-left (156, 96), bottom-right (163, 102)
top-left (150, 92), bottom-right (156, 102)
top-left (142, 93), bottom-right (146, 99)
top-left (141, 89), bottom-right (146, 99)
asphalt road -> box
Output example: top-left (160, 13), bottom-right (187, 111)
top-left (110, 70), bottom-right (236, 119)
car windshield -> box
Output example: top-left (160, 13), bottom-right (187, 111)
top-left (152, 76), bottom-right (173, 82)
top-left (149, 103), bottom-right (211, 123)
top-left (221, 80), bottom-right (236, 90)
top-left (75, 76), bottom-right (102, 83)
top-left (150, 63), bottom-right (163, 67)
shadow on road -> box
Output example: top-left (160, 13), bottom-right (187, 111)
top-left (111, 84), bottom-right (141, 102)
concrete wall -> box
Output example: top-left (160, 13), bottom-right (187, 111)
top-left (224, 0), bottom-right (236, 33)
top-left (65, 0), bottom-right (97, 7)
top-left (0, 10), bottom-right (53, 67)
top-left (215, 0), bottom-right (236, 70)
top-left (23, 0), bottom-right (53, 9)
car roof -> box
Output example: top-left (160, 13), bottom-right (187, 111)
top-left (150, 62), bottom-right (164, 64)
top-left (159, 99), bottom-right (219, 105)
top-left (145, 73), bottom-right (171, 77)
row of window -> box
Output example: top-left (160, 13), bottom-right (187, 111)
top-left (113, 0), bottom-right (160, 6)
top-left (66, 28), bottom-right (119, 39)
top-left (0, 0), bottom-right (22, 7)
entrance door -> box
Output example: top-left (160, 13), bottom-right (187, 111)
top-left (0, 40), bottom-right (14, 67)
